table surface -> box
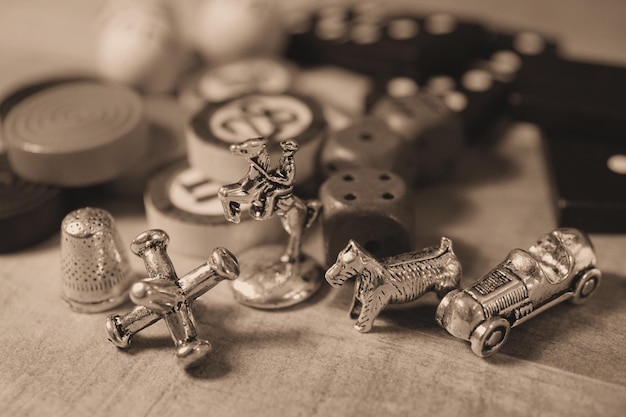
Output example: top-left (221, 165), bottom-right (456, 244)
top-left (1, 1), bottom-right (625, 416)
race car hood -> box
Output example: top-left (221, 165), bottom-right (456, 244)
top-left (436, 290), bottom-right (486, 341)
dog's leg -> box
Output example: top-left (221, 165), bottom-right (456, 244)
top-left (354, 284), bottom-right (394, 333)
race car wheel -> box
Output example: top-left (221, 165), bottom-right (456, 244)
top-left (571, 268), bottom-right (602, 305)
top-left (470, 317), bottom-right (511, 358)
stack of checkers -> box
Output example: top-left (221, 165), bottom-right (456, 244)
top-left (0, 78), bottom-right (166, 253)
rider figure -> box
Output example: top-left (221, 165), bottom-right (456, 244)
top-left (251, 140), bottom-right (298, 220)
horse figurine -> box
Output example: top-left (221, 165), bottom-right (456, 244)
top-left (325, 237), bottom-right (462, 332)
top-left (218, 137), bottom-right (321, 263)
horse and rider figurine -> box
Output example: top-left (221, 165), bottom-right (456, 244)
top-left (219, 136), bottom-right (321, 264)
top-left (218, 137), bottom-right (323, 308)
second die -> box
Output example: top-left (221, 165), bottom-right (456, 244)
top-left (319, 168), bottom-right (415, 265)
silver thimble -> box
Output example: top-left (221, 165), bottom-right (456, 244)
top-left (61, 207), bottom-right (133, 313)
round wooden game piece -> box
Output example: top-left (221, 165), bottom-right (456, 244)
top-left (0, 154), bottom-right (66, 253)
top-left (2, 79), bottom-right (148, 187)
top-left (190, 0), bottom-right (286, 64)
top-left (178, 57), bottom-right (297, 114)
top-left (95, 0), bottom-right (186, 93)
top-left (144, 161), bottom-right (283, 258)
top-left (186, 92), bottom-right (327, 185)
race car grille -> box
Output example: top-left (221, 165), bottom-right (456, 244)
top-left (483, 285), bottom-right (529, 317)
top-left (472, 269), bottom-right (511, 295)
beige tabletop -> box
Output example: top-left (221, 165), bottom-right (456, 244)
top-left (1, 1), bottom-right (625, 416)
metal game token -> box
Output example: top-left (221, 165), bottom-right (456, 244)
top-left (60, 207), bottom-right (133, 313)
top-left (106, 229), bottom-right (239, 369)
top-left (219, 138), bottom-right (324, 309)
top-left (436, 228), bottom-right (601, 357)
top-left (326, 237), bottom-right (461, 332)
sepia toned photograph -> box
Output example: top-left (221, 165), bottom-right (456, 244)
top-left (1, 0), bottom-right (625, 416)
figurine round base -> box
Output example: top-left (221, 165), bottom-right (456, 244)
top-left (231, 244), bottom-right (323, 309)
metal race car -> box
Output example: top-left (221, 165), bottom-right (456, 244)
top-left (436, 228), bottom-right (601, 357)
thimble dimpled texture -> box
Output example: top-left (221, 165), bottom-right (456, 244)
top-left (61, 207), bottom-right (132, 312)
